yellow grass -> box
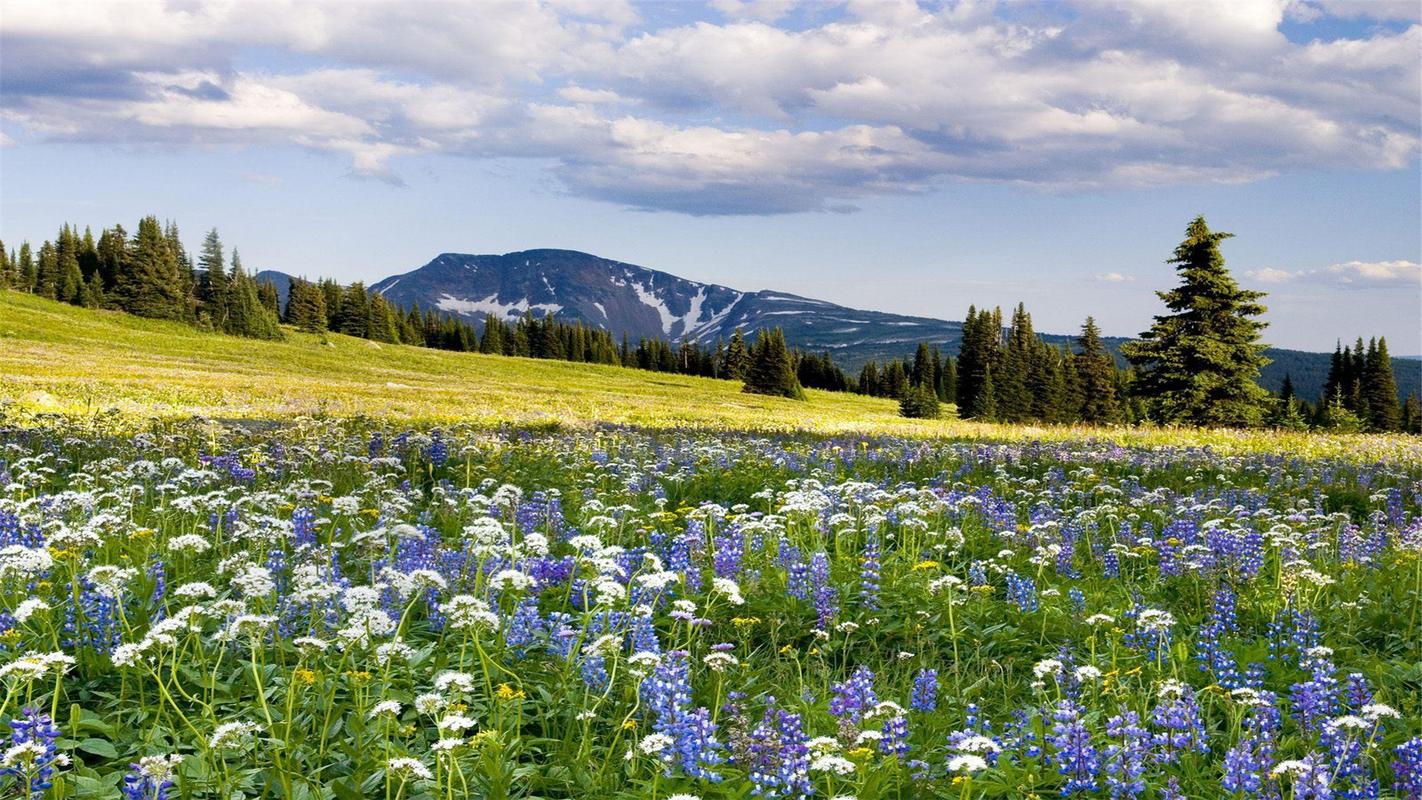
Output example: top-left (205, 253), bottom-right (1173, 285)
top-left (1, 291), bottom-right (1416, 460)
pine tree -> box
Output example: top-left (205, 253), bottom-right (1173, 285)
top-left (1362, 337), bottom-right (1400, 431)
top-left (997, 303), bottom-right (1033, 422)
top-left (223, 252), bottom-right (282, 340)
top-left (743, 327), bottom-right (804, 400)
top-left (941, 356), bottom-right (957, 405)
top-left (1075, 316), bottom-right (1120, 424)
top-left (957, 306), bottom-right (1002, 420)
top-left (283, 278), bottom-right (328, 333)
top-left (899, 385), bottom-right (940, 419)
top-left (1402, 394), bottom-right (1421, 434)
top-left (1121, 216), bottom-right (1270, 427)
top-left (197, 228), bottom-right (229, 328)
top-left (1027, 339), bottom-right (1062, 422)
top-left (479, 314), bottom-right (504, 354)
top-left (911, 342), bottom-right (936, 390)
top-left (0, 240), bottom-right (10, 288)
top-left (112, 216), bottom-right (187, 320)
top-left (722, 328), bottom-right (750, 380)
top-left (257, 280), bottom-right (280, 318)
top-left (335, 283), bottom-right (371, 337)
top-left (35, 241), bottom-right (58, 299)
top-left (96, 226), bottom-right (125, 294)
top-left (366, 294), bottom-right (400, 343)
top-left (969, 363), bottom-right (997, 421)
top-left (18, 242), bottom-right (36, 293)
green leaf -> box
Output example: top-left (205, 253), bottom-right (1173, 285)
top-left (76, 738), bottom-right (119, 759)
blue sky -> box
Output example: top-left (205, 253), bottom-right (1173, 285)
top-left (2, 0), bottom-right (1418, 353)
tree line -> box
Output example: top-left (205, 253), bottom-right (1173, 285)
top-left (2, 215), bottom-right (1414, 432)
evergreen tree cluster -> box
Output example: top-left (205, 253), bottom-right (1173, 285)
top-left (952, 304), bottom-right (1131, 424)
top-left (741, 328), bottom-right (805, 400)
top-left (1, 220), bottom-right (280, 339)
top-left (1317, 337), bottom-right (1415, 432)
top-left (857, 343), bottom-right (955, 403)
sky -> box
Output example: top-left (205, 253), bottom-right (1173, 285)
top-left (1, 0), bottom-right (1419, 353)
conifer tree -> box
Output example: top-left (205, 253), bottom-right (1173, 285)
top-left (899, 385), bottom-right (940, 419)
top-left (335, 283), bottom-right (371, 337)
top-left (997, 303), bottom-right (1033, 422)
top-left (1402, 394), bottom-right (1421, 434)
top-left (722, 328), bottom-right (750, 380)
top-left (366, 293), bottom-right (400, 343)
top-left (223, 251), bottom-right (282, 340)
top-left (1121, 216), bottom-right (1270, 427)
top-left (1362, 337), bottom-right (1400, 431)
top-left (942, 356), bottom-right (957, 405)
top-left (283, 278), bottom-right (328, 333)
top-left (0, 240), bottom-right (9, 288)
top-left (1027, 339), bottom-right (1062, 422)
top-left (969, 363), bottom-right (997, 421)
top-left (480, 314), bottom-right (504, 354)
top-left (35, 241), bottom-right (58, 299)
top-left (96, 227), bottom-right (125, 292)
top-left (743, 327), bottom-right (804, 400)
top-left (257, 280), bottom-right (280, 318)
top-left (197, 228), bottom-right (229, 327)
top-left (113, 216), bottom-right (187, 320)
top-left (1075, 316), bottom-right (1120, 424)
top-left (911, 342), bottom-right (937, 390)
top-left (1060, 346), bottom-right (1085, 422)
top-left (18, 242), bottom-right (36, 293)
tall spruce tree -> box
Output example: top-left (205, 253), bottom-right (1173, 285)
top-left (197, 228), bottom-right (229, 329)
top-left (1075, 316), bottom-right (1120, 424)
top-left (1121, 216), bottom-right (1270, 427)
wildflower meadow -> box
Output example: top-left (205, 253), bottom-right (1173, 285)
top-left (0, 418), bottom-right (1419, 799)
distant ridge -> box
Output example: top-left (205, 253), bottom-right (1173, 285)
top-left (260, 250), bottom-right (1419, 402)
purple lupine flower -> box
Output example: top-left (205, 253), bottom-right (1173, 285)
top-left (809, 551), bottom-right (838, 628)
top-left (880, 714), bottom-right (910, 758)
top-left (1149, 682), bottom-right (1208, 764)
top-left (1103, 710), bottom-right (1149, 799)
top-left (910, 668), bottom-right (938, 713)
top-left (640, 650), bottom-right (721, 780)
top-left (829, 666), bottom-right (877, 724)
top-left (1392, 737), bottom-right (1422, 800)
top-left (0, 708), bottom-right (63, 799)
top-left (1050, 700), bottom-right (1100, 795)
top-left (1005, 571), bottom-right (1039, 613)
top-left (746, 698), bottom-right (812, 799)
top-left (859, 534), bottom-right (881, 610)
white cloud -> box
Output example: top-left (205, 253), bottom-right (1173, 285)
top-left (1094, 272), bottom-right (1135, 282)
top-left (1247, 260), bottom-right (1421, 286)
top-left (1, 0), bottom-right (1417, 214)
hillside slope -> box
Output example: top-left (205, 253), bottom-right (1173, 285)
top-left (0, 291), bottom-right (949, 434)
top-left (3, 293), bottom-right (1418, 459)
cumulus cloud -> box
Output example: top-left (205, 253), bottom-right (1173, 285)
top-left (1, 0), bottom-right (1417, 215)
top-left (1247, 260), bottom-right (1421, 287)
top-left (1094, 272), bottom-right (1135, 283)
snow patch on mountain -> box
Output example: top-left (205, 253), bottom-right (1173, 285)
top-left (435, 293), bottom-right (563, 320)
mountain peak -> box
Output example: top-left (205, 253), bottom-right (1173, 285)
top-left (369, 249), bottom-right (961, 360)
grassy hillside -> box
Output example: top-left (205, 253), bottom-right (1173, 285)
top-left (0, 290), bottom-right (957, 434)
top-left (2, 291), bottom-right (1417, 460)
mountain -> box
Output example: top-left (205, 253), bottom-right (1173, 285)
top-left (368, 249), bottom-right (966, 367)
top-left (261, 249), bottom-right (1418, 402)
